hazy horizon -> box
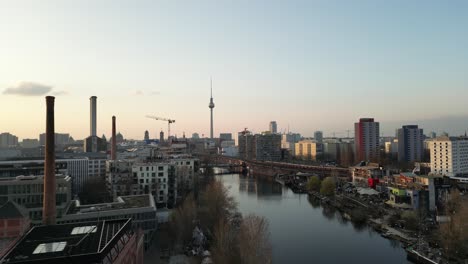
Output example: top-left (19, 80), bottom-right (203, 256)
top-left (1, 0), bottom-right (468, 140)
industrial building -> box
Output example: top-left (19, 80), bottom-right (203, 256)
top-left (1, 218), bottom-right (144, 264)
top-left (60, 195), bottom-right (157, 249)
top-left (84, 96), bottom-right (107, 153)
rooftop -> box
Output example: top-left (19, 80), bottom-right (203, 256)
top-left (66, 194), bottom-right (154, 215)
top-left (1, 219), bottom-right (132, 264)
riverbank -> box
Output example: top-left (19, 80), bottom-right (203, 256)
top-left (306, 190), bottom-right (448, 264)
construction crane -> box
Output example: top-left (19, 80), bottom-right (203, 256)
top-left (145, 115), bottom-right (175, 139)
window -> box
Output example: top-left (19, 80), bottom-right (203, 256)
top-left (71, 226), bottom-right (97, 235)
top-left (33, 242), bottom-right (67, 254)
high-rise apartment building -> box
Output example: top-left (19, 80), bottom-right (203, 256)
top-left (238, 130), bottom-right (255, 160)
top-left (314, 131), bottom-right (323, 143)
top-left (354, 118), bottom-right (380, 162)
top-left (220, 133), bottom-right (233, 141)
top-left (39, 133), bottom-right (71, 146)
top-left (295, 140), bottom-right (319, 161)
top-left (269, 121), bottom-right (278, 134)
top-left (430, 136), bottom-right (468, 178)
top-left (255, 133), bottom-right (282, 161)
top-left (397, 125), bottom-right (424, 163)
top-left (0, 133), bottom-right (18, 148)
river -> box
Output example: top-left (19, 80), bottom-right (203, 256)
top-left (217, 173), bottom-right (412, 264)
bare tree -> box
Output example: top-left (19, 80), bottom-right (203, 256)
top-left (199, 180), bottom-right (237, 233)
top-left (238, 214), bottom-right (272, 264)
top-left (439, 190), bottom-right (468, 260)
top-left (211, 218), bottom-right (240, 264)
top-left (169, 194), bottom-right (197, 246)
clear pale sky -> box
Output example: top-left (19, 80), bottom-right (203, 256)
top-left (1, 0), bottom-right (468, 140)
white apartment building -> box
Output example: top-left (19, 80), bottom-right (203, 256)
top-left (132, 163), bottom-right (174, 206)
top-left (430, 136), bottom-right (468, 177)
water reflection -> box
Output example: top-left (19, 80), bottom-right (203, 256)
top-left (238, 175), bottom-right (282, 199)
top-left (217, 174), bottom-right (410, 264)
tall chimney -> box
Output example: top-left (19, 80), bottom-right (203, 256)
top-left (90, 96), bottom-right (97, 137)
top-left (111, 116), bottom-right (116, 160)
top-left (43, 96), bottom-right (56, 225)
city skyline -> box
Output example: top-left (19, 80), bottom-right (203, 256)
top-left (1, 1), bottom-right (468, 140)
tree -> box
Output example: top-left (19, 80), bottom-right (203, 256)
top-left (439, 190), bottom-right (468, 260)
top-left (320, 177), bottom-right (336, 196)
top-left (211, 218), bottom-right (240, 264)
top-left (169, 194), bottom-right (197, 246)
top-left (199, 180), bottom-right (237, 233)
top-left (401, 211), bottom-right (418, 231)
top-left (238, 215), bottom-right (272, 264)
top-left (306, 176), bottom-right (321, 192)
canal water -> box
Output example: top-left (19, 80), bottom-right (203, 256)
top-left (217, 173), bottom-right (411, 264)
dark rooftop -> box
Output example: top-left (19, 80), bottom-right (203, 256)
top-left (1, 219), bottom-right (132, 264)
top-left (0, 201), bottom-right (27, 219)
top-left (65, 195), bottom-right (153, 215)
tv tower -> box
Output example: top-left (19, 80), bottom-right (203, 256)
top-left (209, 78), bottom-right (215, 139)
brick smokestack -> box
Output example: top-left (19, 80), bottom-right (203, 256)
top-left (90, 96), bottom-right (97, 137)
top-left (111, 116), bottom-right (116, 160)
top-left (43, 96), bottom-right (56, 225)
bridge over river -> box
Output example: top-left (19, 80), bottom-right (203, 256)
top-left (199, 154), bottom-right (351, 179)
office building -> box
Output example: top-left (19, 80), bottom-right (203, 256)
top-left (430, 136), bottom-right (468, 178)
top-left (0, 157), bottom-right (105, 196)
top-left (0, 175), bottom-right (72, 222)
top-left (397, 125), bottom-right (424, 163)
top-left (354, 118), bottom-right (380, 162)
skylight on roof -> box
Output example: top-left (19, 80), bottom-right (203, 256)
top-left (32, 242), bottom-right (67, 254)
top-left (71, 225), bottom-right (97, 235)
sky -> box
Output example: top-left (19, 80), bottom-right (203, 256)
top-left (1, 0), bottom-right (468, 140)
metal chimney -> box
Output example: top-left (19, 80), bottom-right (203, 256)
top-left (90, 96), bottom-right (97, 136)
top-left (111, 116), bottom-right (116, 160)
top-left (43, 96), bottom-right (56, 225)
